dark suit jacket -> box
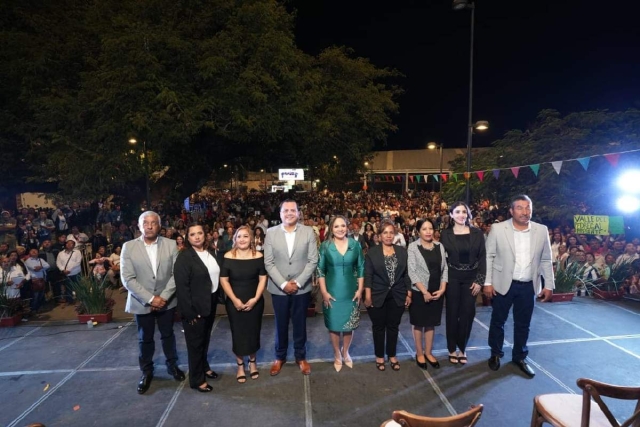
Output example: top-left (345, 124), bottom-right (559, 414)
top-left (174, 247), bottom-right (222, 322)
top-left (364, 245), bottom-right (411, 307)
top-left (440, 227), bottom-right (487, 284)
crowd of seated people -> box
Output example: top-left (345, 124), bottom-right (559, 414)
top-left (1, 190), bottom-right (639, 321)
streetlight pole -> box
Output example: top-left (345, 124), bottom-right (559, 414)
top-left (428, 142), bottom-right (444, 193)
top-left (453, 0), bottom-right (476, 206)
top-left (129, 138), bottom-right (151, 209)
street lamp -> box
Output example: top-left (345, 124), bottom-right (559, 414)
top-left (427, 142), bottom-right (444, 193)
top-left (129, 138), bottom-right (150, 209)
top-left (453, 0), bottom-right (487, 206)
top-left (363, 161), bottom-right (370, 192)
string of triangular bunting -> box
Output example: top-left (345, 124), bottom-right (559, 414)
top-left (373, 149), bottom-right (640, 183)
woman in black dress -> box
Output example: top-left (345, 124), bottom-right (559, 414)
top-left (440, 202), bottom-right (486, 365)
top-left (219, 225), bottom-right (267, 383)
top-left (174, 224), bottom-right (221, 392)
top-left (407, 219), bottom-right (448, 370)
top-left (364, 220), bottom-right (412, 372)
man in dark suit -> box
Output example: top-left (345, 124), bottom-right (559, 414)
top-left (483, 195), bottom-right (555, 378)
top-left (121, 211), bottom-right (185, 394)
top-left (264, 199), bottom-right (318, 376)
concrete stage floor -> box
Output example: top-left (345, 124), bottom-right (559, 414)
top-left (1, 296), bottom-right (639, 427)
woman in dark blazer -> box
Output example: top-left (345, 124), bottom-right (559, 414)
top-left (364, 220), bottom-right (412, 371)
top-left (440, 202), bottom-right (486, 365)
top-left (174, 224), bottom-right (223, 392)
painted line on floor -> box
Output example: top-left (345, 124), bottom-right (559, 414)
top-left (0, 322), bottom-right (49, 353)
top-left (599, 300), bottom-right (640, 316)
top-left (7, 321), bottom-right (133, 427)
top-left (398, 330), bottom-right (456, 416)
top-left (154, 316), bottom-right (222, 427)
top-left (473, 317), bottom-right (574, 394)
top-left (304, 374), bottom-right (313, 427)
top-left (535, 305), bottom-right (640, 360)
top-left (156, 380), bottom-right (187, 427)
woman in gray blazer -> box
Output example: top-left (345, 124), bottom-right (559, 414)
top-left (407, 219), bottom-right (448, 370)
top-left (364, 220), bottom-right (412, 372)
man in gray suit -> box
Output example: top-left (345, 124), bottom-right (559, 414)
top-left (121, 211), bottom-right (185, 394)
top-left (264, 199), bottom-right (318, 376)
top-left (483, 195), bottom-right (554, 378)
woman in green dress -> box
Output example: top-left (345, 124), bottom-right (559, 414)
top-left (318, 215), bottom-right (365, 372)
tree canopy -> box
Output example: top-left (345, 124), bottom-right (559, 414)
top-left (0, 0), bottom-right (401, 203)
top-left (443, 109), bottom-right (640, 222)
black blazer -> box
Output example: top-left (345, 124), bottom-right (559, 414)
top-left (364, 245), bottom-right (411, 307)
top-left (440, 227), bottom-right (487, 284)
top-left (174, 247), bottom-right (223, 322)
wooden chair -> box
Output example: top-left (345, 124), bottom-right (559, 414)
top-left (380, 404), bottom-right (483, 427)
top-left (531, 378), bottom-right (640, 427)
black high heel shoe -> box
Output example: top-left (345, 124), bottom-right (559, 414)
top-left (425, 354), bottom-right (440, 369)
top-left (415, 354), bottom-right (427, 370)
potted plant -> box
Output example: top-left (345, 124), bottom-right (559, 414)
top-left (590, 260), bottom-right (632, 300)
top-left (68, 274), bottom-right (115, 324)
top-left (0, 281), bottom-right (23, 327)
top-left (549, 262), bottom-right (582, 302)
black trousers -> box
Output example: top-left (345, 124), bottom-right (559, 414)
top-left (445, 269), bottom-right (477, 354)
top-left (488, 280), bottom-right (535, 362)
top-left (367, 292), bottom-right (405, 358)
top-left (182, 293), bottom-right (217, 388)
top-left (135, 307), bottom-right (178, 374)
top-left (272, 292), bottom-right (311, 361)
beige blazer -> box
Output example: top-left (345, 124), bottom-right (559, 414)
top-left (120, 236), bottom-right (179, 314)
top-left (484, 219), bottom-right (555, 295)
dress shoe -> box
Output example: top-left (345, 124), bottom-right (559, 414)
top-left (425, 354), bottom-right (440, 369)
top-left (193, 383), bottom-right (213, 393)
top-left (205, 370), bottom-right (218, 380)
top-left (488, 355), bottom-right (501, 371)
top-left (334, 359), bottom-right (343, 372)
top-left (341, 347), bottom-right (353, 369)
top-left (137, 373), bottom-right (153, 394)
top-left (167, 366), bottom-right (186, 381)
top-left (513, 359), bottom-right (535, 378)
top-left (297, 359), bottom-right (311, 375)
top-left (415, 354), bottom-right (427, 370)
top-left (270, 359), bottom-right (285, 376)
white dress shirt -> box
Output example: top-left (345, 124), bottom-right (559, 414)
top-left (512, 224), bottom-right (532, 282)
top-left (280, 223), bottom-right (301, 290)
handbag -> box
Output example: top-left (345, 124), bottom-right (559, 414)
top-left (31, 278), bottom-right (46, 292)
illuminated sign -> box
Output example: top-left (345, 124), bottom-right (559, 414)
top-left (278, 168), bottom-right (305, 181)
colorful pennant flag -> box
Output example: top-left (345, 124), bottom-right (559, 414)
top-left (409, 175), bottom-right (414, 183)
top-left (476, 171), bottom-right (484, 182)
top-left (463, 172), bottom-right (470, 180)
top-left (493, 170), bottom-right (500, 179)
top-left (415, 175), bottom-right (422, 182)
top-left (577, 157), bottom-right (590, 171)
top-left (530, 164), bottom-right (540, 176)
top-left (604, 153), bottom-right (620, 167)
top-left (433, 174), bottom-right (439, 182)
top-left (551, 161), bottom-right (563, 175)
top-left (510, 167), bottom-right (520, 178)
top-left (441, 173), bottom-right (448, 182)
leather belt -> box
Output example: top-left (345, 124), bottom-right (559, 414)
top-left (512, 280), bottom-right (533, 285)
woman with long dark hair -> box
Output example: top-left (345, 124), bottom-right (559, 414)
top-left (174, 224), bottom-right (222, 392)
top-left (440, 202), bottom-right (486, 365)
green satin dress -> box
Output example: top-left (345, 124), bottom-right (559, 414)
top-left (318, 238), bottom-right (365, 332)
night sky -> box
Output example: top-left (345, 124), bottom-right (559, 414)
top-left (291, 0), bottom-right (640, 150)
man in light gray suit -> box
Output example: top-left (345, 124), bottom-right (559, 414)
top-left (121, 211), bottom-right (184, 394)
top-left (264, 199), bottom-right (318, 376)
top-left (483, 195), bottom-right (555, 378)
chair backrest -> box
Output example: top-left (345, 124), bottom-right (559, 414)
top-left (390, 405), bottom-right (484, 427)
top-left (577, 378), bottom-right (640, 427)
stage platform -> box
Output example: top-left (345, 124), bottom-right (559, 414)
top-left (1, 296), bottom-right (639, 427)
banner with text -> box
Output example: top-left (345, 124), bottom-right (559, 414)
top-left (574, 215), bottom-right (610, 235)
